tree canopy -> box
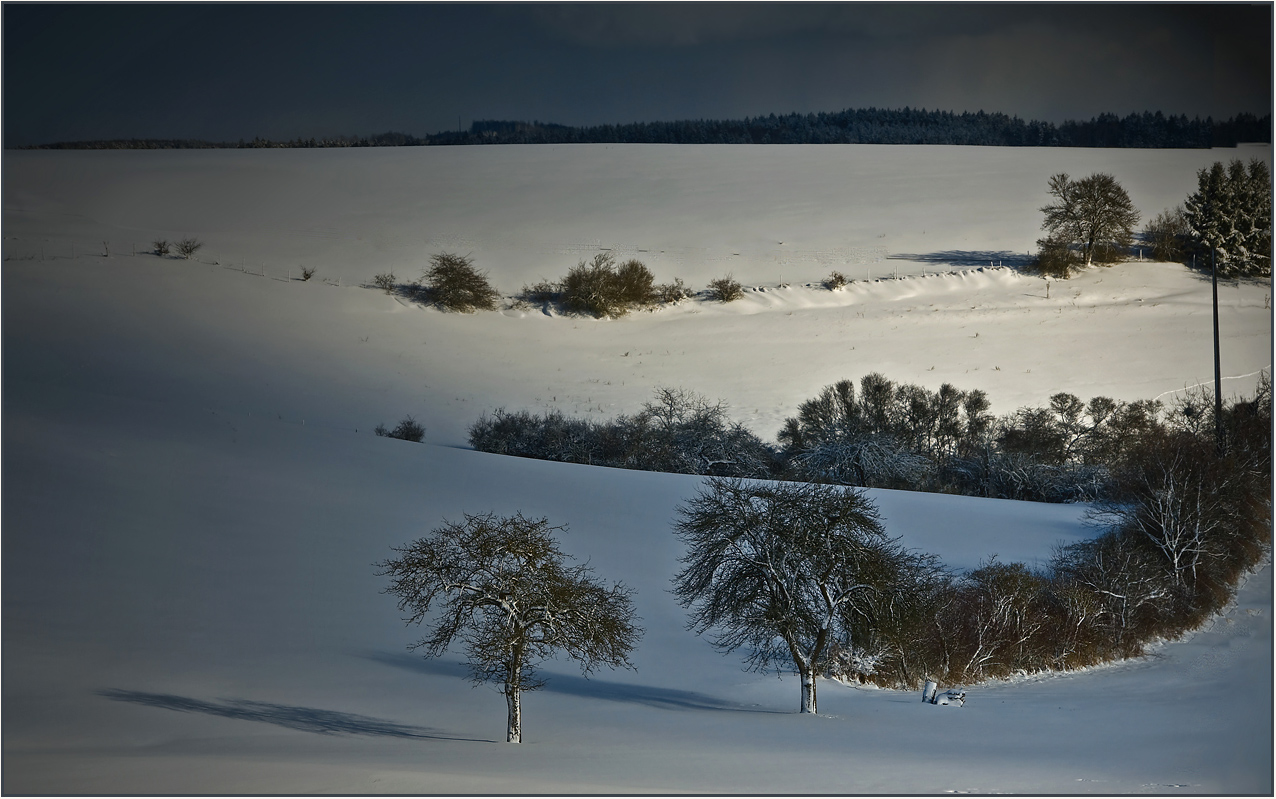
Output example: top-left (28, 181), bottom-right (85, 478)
top-left (671, 478), bottom-right (911, 714)
top-left (1039, 172), bottom-right (1140, 270)
top-left (378, 512), bottom-right (641, 742)
top-left (1184, 159), bottom-right (1272, 277)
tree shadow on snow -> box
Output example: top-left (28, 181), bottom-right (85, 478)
top-left (97, 688), bottom-right (496, 743)
top-left (886, 250), bottom-right (1034, 269)
top-left (366, 651), bottom-right (784, 714)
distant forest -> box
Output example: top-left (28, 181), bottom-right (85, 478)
top-left (24, 108), bottom-right (1271, 150)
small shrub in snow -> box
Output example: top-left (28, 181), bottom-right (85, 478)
top-left (423, 252), bottom-right (499, 312)
top-left (373, 272), bottom-right (397, 293)
top-left (705, 274), bottom-right (744, 302)
top-left (561, 253), bottom-right (657, 317)
top-left (518, 279), bottom-right (561, 306)
top-left (1031, 235), bottom-right (1080, 278)
top-left (655, 277), bottom-right (693, 304)
top-left (375, 415), bottom-right (425, 442)
top-left (175, 237), bottom-right (203, 260)
top-left (153, 239), bottom-right (171, 257)
top-left (300, 266), bottom-right (316, 281)
top-left (823, 270), bottom-right (849, 290)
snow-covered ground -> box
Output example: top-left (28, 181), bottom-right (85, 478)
top-left (3, 144), bottom-right (1271, 793)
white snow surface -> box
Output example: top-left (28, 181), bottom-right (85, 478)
top-left (3, 144), bottom-right (1271, 793)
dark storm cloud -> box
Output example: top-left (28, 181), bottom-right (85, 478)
top-left (3, 4), bottom-right (1269, 146)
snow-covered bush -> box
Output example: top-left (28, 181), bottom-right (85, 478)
top-left (469, 389), bottom-right (775, 478)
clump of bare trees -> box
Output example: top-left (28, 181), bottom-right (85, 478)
top-left (1141, 205), bottom-right (1191, 262)
top-left (469, 387), bottom-right (774, 478)
top-left (374, 415), bottom-right (425, 443)
top-left (378, 512), bottom-right (641, 742)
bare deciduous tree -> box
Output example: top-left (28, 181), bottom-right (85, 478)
top-left (671, 478), bottom-right (904, 714)
top-left (378, 512), bottom-right (641, 743)
top-left (1039, 173), bottom-right (1139, 269)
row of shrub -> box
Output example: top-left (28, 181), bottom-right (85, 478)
top-left (832, 409), bottom-right (1270, 688)
top-left (471, 371), bottom-right (1266, 506)
top-left (469, 388), bottom-right (773, 477)
top-left (373, 251), bottom-right (758, 316)
top-left (470, 376), bottom-right (1271, 688)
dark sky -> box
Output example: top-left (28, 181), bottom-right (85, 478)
top-left (3, 3), bottom-right (1271, 146)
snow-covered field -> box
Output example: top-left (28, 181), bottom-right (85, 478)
top-left (3, 144), bottom-right (1271, 793)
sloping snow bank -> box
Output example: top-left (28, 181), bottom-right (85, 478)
top-left (3, 145), bottom-right (1271, 793)
top-left (3, 391), bottom-right (1269, 793)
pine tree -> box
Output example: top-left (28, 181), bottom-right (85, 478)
top-left (1184, 159), bottom-right (1272, 277)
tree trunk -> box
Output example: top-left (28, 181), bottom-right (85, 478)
top-left (800, 666), bottom-right (817, 714)
top-left (505, 682), bottom-right (522, 743)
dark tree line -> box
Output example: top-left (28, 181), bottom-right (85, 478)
top-left (24, 110), bottom-right (1270, 150)
top-left (472, 372), bottom-right (1222, 505)
top-left (469, 388), bottom-right (774, 479)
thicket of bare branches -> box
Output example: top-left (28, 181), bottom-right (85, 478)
top-left (705, 274), bottom-right (744, 302)
top-left (420, 252), bottom-right (499, 312)
top-left (374, 415), bottom-right (425, 443)
top-left (466, 374), bottom-right (1269, 697)
top-left (175, 237), bottom-right (203, 259)
top-left (469, 387), bottom-right (774, 478)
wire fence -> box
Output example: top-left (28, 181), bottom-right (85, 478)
top-left (0, 236), bottom-right (357, 287)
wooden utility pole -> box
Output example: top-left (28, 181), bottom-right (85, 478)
top-left (1212, 245), bottom-right (1223, 454)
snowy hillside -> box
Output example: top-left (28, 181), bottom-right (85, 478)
top-left (3, 145), bottom-right (1271, 793)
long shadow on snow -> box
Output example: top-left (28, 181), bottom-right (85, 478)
top-left (887, 250), bottom-right (1033, 268)
top-left (367, 651), bottom-right (784, 714)
top-left (97, 688), bottom-right (496, 743)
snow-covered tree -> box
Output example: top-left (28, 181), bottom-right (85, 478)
top-left (378, 512), bottom-right (641, 743)
top-left (671, 478), bottom-right (905, 714)
top-left (1039, 172), bottom-right (1140, 268)
top-left (1184, 159), bottom-right (1272, 277)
